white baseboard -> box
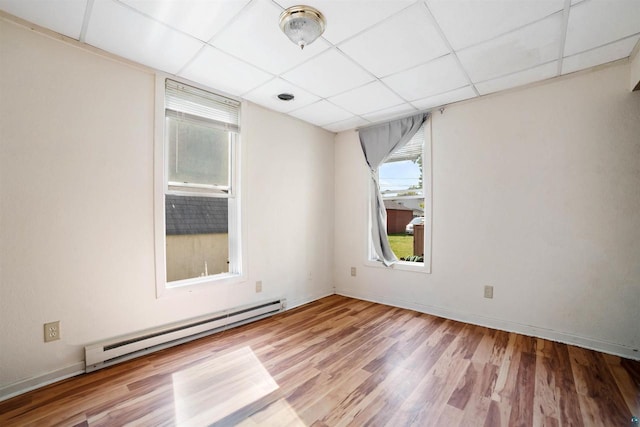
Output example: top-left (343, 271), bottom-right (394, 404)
top-left (286, 288), bottom-right (335, 311)
top-left (336, 287), bottom-right (640, 361)
top-left (0, 362), bottom-right (85, 402)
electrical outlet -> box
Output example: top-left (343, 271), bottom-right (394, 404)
top-left (256, 281), bottom-right (262, 293)
top-left (350, 267), bottom-right (356, 277)
top-left (44, 321), bottom-right (60, 342)
top-left (484, 285), bottom-right (494, 299)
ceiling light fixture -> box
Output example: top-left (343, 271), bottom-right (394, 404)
top-left (279, 5), bottom-right (326, 50)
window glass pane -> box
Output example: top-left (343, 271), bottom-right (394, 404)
top-left (379, 156), bottom-right (423, 196)
top-left (165, 195), bottom-right (229, 281)
top-left (379, 124), bottom-right (425, 262)
top-left (167, 117), bottom-right (229, 189)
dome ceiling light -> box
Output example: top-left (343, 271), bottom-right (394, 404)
top-left (279, 5), bottom-right (326, 50)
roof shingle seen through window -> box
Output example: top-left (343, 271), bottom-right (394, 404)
top-left (383, 200), bottom-right (413, 211)
top-left (165, 195), bottom-right (228, 235)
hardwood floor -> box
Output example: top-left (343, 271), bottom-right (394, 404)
top-left (1, 295), bottom-right (638, 426)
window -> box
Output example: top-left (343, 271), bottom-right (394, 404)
top-left (371, 121), bottom-right (431, 271)
top-left (157, 79), bottom-right (242, 290)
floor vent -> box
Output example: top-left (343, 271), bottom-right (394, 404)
top-left (85, 298), bottom-right (285, 372)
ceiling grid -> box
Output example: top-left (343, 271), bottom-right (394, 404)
top-left (0, 0), bottom-right (638, 132)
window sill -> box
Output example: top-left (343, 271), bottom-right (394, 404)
top-left (157, 272), bottom-right (244, 298)
top-left (365, 259), bottom-right (431, 274)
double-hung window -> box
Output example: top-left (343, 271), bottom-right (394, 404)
top-left (374, 121), bottom-right (431, 271)
top-left (159, 79), bottom-right (241, 289)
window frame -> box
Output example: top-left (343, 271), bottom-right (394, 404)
top-left (365, 119), bottom-right (432, 274)
top-left (154, 75), bottom-right (245, 298)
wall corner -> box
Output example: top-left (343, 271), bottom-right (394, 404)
top-left (630, 39), bottom-right (640, 91)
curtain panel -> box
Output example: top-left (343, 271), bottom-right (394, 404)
top-left (359, 113), bottom-right (428, 266)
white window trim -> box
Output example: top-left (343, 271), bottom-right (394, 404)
top-left (153, 74), bottom-right (246, 298)
top-left (365, 119), bottom-right (432, 274)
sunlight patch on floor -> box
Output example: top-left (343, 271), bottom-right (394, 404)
top-left (172, 346), bottom-right (280, 426)
top-left (236, 397), bottom-right (307, 426)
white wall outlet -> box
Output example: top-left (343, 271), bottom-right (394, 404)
top-left (484, 285), bottom-right (494, 299)
top-left (44, 321), bottom-right (60, 342)
top-left (350, 267), bottom-right (356, 277)
top-left (256, 281), bottom-right (262, 293)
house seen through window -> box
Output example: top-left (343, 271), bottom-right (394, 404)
top-left (163, 79), bottom-right (241, 284)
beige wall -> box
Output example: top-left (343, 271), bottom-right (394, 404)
top-left (334, 61), bottom-right (640, 359)
top-left (0, 18), bottom-right (334, 395)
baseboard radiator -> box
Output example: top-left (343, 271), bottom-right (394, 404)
top-left (85, 298), bottom-right (286, 373)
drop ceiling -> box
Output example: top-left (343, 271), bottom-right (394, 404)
top-left (1, 0), bottom-right (639, 132)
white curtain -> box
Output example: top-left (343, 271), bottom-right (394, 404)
top-left (359, 113), bottom-right (428, 266)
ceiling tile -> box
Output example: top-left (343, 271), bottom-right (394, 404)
top-left (289, 100), bottom-right (354, 127)
top-left (282, 49), bottom-right (374, 98)
top-left (411, 85), bottom-right (477, 110)
top-left (339, 2), bottom-right (449, 78)
top-left (328, 81), bottom-right (405, 116)
top-left (274, 0), bottom-right (414, 45)
top-left (427, 0), bottom-right (564, 50)
top-left (212, 0), bottom-right (330, 75)
top-left (562, 36), bottom-right (640, 75)
top-left (475, 62), bottom-right (557, 95)
top-left (564, 0), bottom-right (640, 56)
top-left (457, 12), bottom-right (563, 83)
top-left (323, 116), bottom-right (371, 133)
top-left (243, 78), bottom-right (320, 113)
top-left (85, 0), bottom-right (203, 74)
top-left (0, 0), bottom-right (86, 39)
top-left (119, 0), bottom-right (250, 42)
top-left (4, 0), bottom-right (636, 130)
top-left (179, 46), bottom-right (272, 97)
top-left (362, 103), bottom-right (418, 123)
top-left (382, 54), bottom-right (469, 101)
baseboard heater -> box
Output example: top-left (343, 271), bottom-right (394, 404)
top-left (85, 298), bottom-right (286, 373)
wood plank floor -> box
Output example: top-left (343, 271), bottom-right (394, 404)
top-left (1, 295), bottom-right (638, 426)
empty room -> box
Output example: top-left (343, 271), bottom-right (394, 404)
top-left (1, 0), bottom-right (639, 425)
